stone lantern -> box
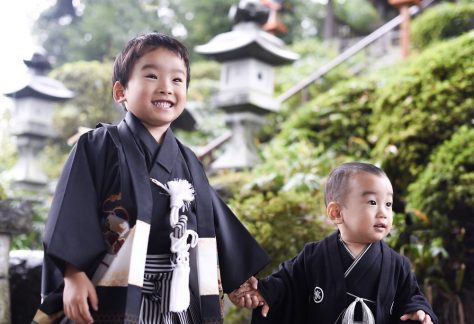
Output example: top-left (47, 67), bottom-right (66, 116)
top-left (389, 0), bottom-right (420, 58)
top-left (195, 0), bottom-right (298, 170)
top-left (4, 52), bottom-right (74, 191)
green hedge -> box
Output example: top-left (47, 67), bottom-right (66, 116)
top-left (228, 140), bottom-right (336, 273)
top-left (278, 77), bottom-right (377, 159)
top-left (371, 31), bottom-right (474, 204)
top-left (412, 3), bottom-right (474, 50)
top-left (407, 125), bottom-right (474, 230)
top-left (405, 125), bottom-right (474, 321)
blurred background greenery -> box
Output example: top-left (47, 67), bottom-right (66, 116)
top-left (0, 1), bottom-right (473, 323)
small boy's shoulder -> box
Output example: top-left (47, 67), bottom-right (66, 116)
top-left (381, 240), bottom-right (413, 274)
top-left (300, 237), bottom-right (329, 259)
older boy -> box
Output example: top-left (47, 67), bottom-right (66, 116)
top-left (34, 32), bottom-right (269, 324)
top-left (244, 162), bottom-right (437, 323)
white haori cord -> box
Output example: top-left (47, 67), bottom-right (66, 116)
top-left (341, 295), bottom-right (375, 324)
top-left (150, 178), bottom-right (199, 312)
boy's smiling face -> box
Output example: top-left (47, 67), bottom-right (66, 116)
top-left (113, 47), bottom-right (187, 138)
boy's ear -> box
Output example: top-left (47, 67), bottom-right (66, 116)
top-left (113, 81), bottom-right (126, 103)
top-left (327, 202), bottom-right (343, 224)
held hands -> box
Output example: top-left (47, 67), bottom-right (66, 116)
top-left (400, 310), bottom-right (433, 324)
top-left (228, 276), bottom-right (270, 317)
top-left (63, 264), bottom-right (98, 324)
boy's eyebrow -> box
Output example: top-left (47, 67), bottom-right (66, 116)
top-left (361, 191), bottom-right (393, 197)
top-left (141, 63), bottom-right (186, 75)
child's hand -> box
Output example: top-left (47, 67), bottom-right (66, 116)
top-left (400, 310), bottom-right (433, 324)
top-left (228, 276), bottom-right (266, 309)
top-left (63, 264), bottom-right (98, 324)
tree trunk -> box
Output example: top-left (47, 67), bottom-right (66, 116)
top-left (324, 0), bottom-right (335, 40)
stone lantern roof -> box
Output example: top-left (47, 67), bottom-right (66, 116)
top-left (195, 0), bottom-right (298, 65)
top-left (195, 25), bottom-right (298, 65)
top-left (4, 52), bottom-right (74, 101)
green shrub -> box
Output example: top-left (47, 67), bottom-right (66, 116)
top-left (231, 189), bottom-right (332, 275)
top-left (225, 141), bottom-right (337, 272)
top-left (51, 60), bottom-right (120, 142)
top-left (412, 3), bottom-right (474, 50)
top-left (405, 125), bottom-right (474, 322)
top-left (371, 31), bottom-right (474, 205)
top-left (278, 77), bottom-right (378, 159)
top-left (187, 60), bottom-right (220, 103)
top-left (406, 125), bottom-right (473, 232)
top-left (219, 142), bottom-right (336, 323)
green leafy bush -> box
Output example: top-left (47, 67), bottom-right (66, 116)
top-left (371, 31), bottom-right (474, 204)
top-left (411, 3), bottom-right (474, 50)
top-left (334, 0), bottom-right (378, 34)
top-left (218, 141), bottom-right (335, 323)
top-left (278, 77), bottom-right (378, 159)
top-left (187, 60), bottom-right (220, 103)
top-left (231, 189), bottom-right (331, 274)
top-left (225, 140), bottom-right (336, 272)
top-left (407, 125), bottom-right (474, 226)
top-left (50, 60), bottom-right (121, 142)
top-left (405, 125), bottom-right (474, 322)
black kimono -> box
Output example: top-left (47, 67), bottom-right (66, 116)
top-left (35, 112), bottom-right (270, 324)
top-left (252, 232), bottom-right (438, 324)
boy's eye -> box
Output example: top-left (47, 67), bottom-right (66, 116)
top-left (386, 202), bottom-right (392, 208)
top-left (173, 77), bottom-right (183, 83)
top-left (146, 74), bottom-right (158, 79)
top-left (368, 200), bottom-right (377, 205)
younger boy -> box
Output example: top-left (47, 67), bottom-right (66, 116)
top-left (34, 32), bottom-right (268, 324)
top-left (243, 162), bottom-right (437, 323)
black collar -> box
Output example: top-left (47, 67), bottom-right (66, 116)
top-left (124, 112), bottom-right (179, 174)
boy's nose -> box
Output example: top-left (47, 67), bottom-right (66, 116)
top-left (159, 89), bottom-right (172, 95)
top-left (158, 86), bottom-right (172, 95)
top-left (157, 80), bottom-right (172, 94)
top-left (376, 209), bottom-right (388, 218)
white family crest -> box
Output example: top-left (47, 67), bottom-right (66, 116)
top-left (313, 286), bottom-right (324, 303)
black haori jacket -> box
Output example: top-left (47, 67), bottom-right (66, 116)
top-left (34, 112), bottom-right (270, 324)
top-left (252, 232), bottom-right (438, 324)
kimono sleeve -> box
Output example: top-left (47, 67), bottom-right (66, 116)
top-left (211, 189), bottom-right (270, 294)
top-left (43, 127), bottom-right (115, 276)
top-left (392, 256), bottom-right (439, 324)
top-left (252, 244), bottom-right (312, 324)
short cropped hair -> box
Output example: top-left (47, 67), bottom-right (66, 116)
top-left (112, 32), bottom-right (191, 89)
top-left (324, 162), bottom-right (387, 206)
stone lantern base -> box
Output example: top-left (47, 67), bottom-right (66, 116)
top-left (211, 112), bottom-right (265, 170)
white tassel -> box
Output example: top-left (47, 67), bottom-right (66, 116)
top-left (342, 297), bottom-right (375, 324)
top-left (150, 178), bottom-right (198, 313)
top-left (151, 178), bottom-right (195, 227)
top-left (169, 230), bottom-right (198, 312)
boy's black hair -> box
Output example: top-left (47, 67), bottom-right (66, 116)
top-left (113, 32), bottom-right (191, 89)
top-left (324, 162), bottom-right (388, 206)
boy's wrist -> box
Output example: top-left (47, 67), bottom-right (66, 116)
top-left (64, 263), bottom-right (82, 278)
